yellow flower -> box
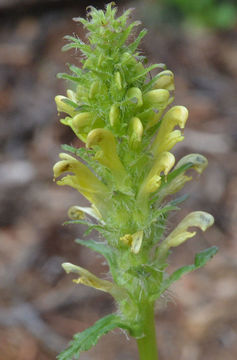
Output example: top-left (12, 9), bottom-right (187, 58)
top-left (158, 211), bottom-right (214, 258)
top-left (68, 205), bottom-right (102, 222)
top-left (137, 152), bottom-right (175, 201)
top-left (157, 153), bottom-right (208, 203)
top-left (120, 230), bottom-right (144, 254)
top-left (62, 262), bottom-right (114, 293)
top-left (151, 106), bottom-right (188, 156)
top-left (86, 128), bottom-right (132, 194)
top-left (53, 153), bottom-right (110, 210)
top-left (62, 262), bottom-right (128, 302)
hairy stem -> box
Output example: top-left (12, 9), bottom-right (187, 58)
top-left (136, 302), bottom-right (158, 360)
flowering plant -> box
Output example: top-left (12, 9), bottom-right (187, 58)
top-left (53, 3), bottom-right (217, 359)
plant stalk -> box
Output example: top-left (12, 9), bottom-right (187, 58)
top-left (136, 302), bottom-right (158, 360)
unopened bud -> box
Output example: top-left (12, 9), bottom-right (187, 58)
top-left (143, 89), bottom-right (169, 110)
top-left (55, 95), bottom-right (76, 117)
top-left (109, 104), bottom-right (120, 127)
top-left (129, 117), bottom-right (143, 149)
top-left (126, 87), bottom-right (143, 107)
top-left (153, 70), bottom-right (175, 90)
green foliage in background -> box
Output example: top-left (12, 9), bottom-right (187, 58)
top-left (146, 0), bottom-right (237, 29)
top-left (53, 3), bottom-right (218, 359)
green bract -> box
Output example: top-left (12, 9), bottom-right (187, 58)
top-left (53, 4), bottom-right (217, 359)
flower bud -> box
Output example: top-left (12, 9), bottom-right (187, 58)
top-left (55, 95), bottom-right (76, 117)
top-left (126, 87), bottom-right (143, 107)
top-left (115, 71), bottom-right (122, 90)
top-left (72, 112), bottom-right (94, 132)
top-left (66, 89), bottom-right (77, 102)
top-left (89, 80), bottom-right (100, 99)
top-left (109, 104), bottom-right (120, 127)
top-left (153, 70), bottom-right (175, 90)
top-left (76, 85), bottom-right (88, 99)
top-left (143, 89), bottom-right (169, 110)
top-left (128, 117), bottom-right (143, 149)
top-left (121, 52), bottom-right (137, 66)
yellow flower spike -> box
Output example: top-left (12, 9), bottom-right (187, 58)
top-left (53, 153), bottom-right (110, 208)
top-left (55, 95), bottom-right (76, 117)
top-left (86, 128), bottom-right (131, 193)
top-left (115, 71), bottom-right (122, 90)
top-left (138, 152), bottom-right (175, 200)
top-left (151, 105), bottom-right (188, 156)
top-left (129, 117), bottom-right (143, 150)
top-left (159, 211), bottom-right (214, 256)
top-left (143, 89), bottom-right (170, 109)
top-left (126, 87), bottom-right (143, 107)
top-left (89, 80), bottom-right (100, 99)
top-left (153, 70), bottom-right (175, 91)
top-left (109, 104), bottom-right (120, 127)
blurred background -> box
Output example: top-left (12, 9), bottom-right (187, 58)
top-left (0, 0), bottom-right (237, 359)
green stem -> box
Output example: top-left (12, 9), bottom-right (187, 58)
top-left (136, 302), bottom-right (158, 360)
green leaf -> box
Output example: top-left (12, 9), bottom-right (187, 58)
top-left (128, 28), bottom-right (147, 53)
top-left (61, 98), bottom-right (79, 109)
top-left (164, 162), bottom-right (193, 185)
top-left (75, 239), bottom-right (117, 268)
top-left (168, 194), bottom-right (189, 207)
top-left (149, 204), bottom-right (179, 224)
top-left (131, 63), bottom-right (164, 83)
top-left (61, 144), bottom-right (78, 154)
top-left (62, 35), bottom-right (91, 54)
top-left (152, 246), bottom-right (218, 300)
top-left (57, 314), bottom-right (131, 360)
top-left (118, 21), bottom-right (141, 47)
top-left (194, 246), bottom-right (218, 267)
top-left (57, 73), bottom-right (82, 83)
